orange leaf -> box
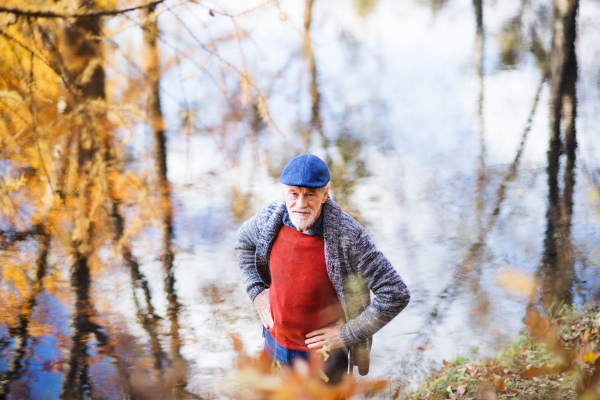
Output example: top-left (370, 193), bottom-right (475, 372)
top-left (494, 377), bottom-right (506, 392)
top-left (366, 379), bottom-right (389, 394)
top-left (524, 309), bottom-right (557, 345)
top-left (229, 333), bottom-right (244, 353)
top-left (524, 364), bottom-right (567, 378)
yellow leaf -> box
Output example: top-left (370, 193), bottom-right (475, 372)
top-left (239, 72), bottom-right (252, 106)
top-left (497, 268), bottom-right (536, 299)
top-left (0, 90), bottom-right (24, 105)
top-left (319, 369), bottom-right (329, 383)
top-left (582, 352), bottom-right (599, 363)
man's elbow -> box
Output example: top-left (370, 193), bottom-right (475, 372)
top-left (399, 285), bottom-right (410, 312)
top-left (391, 282), bottom-right (410, 316)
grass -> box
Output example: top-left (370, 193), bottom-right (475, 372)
top-left (405, 306), bottom-right (600, 400)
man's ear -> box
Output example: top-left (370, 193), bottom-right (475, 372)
top-left (321, 186), bottom-right (329, 204)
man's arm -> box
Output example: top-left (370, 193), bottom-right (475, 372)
top-left (339, 228), bottom-right (410, 347)
top-left (235, 213), bottom-right (268, 301)
top-left (306, 226), bottom-right (409, 351)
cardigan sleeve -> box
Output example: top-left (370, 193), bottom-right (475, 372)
top-left (339, 228), bottom-right (410, 346)
top-left (235, 212), bottom-right (268, 301)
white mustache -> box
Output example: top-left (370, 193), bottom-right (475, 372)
top-left (290, 206), bottom-right (312, 215)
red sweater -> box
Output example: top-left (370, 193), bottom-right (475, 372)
top-left (268, 225), bottom-right (343, 350)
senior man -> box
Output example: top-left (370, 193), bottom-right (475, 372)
top-left (235, 154), bottom-right (409, 381)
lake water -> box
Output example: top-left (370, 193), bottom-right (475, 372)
top-left (2, 0), bottom-right (600, 397)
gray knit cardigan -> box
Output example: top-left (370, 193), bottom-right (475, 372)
top-left (235, 196), bottom-right (410, 375)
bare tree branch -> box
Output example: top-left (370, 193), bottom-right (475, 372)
top-left (0, 0), bottom-right (166, 19)
top-left (0, 227), bottom-right (41, 249)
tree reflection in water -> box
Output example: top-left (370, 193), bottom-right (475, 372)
top-left (0, 0), bottom-right (598, 397)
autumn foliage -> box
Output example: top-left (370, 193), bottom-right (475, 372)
top-left (409, 307), bottom-right (600, 400)
top-left (223, 333), bottom-right (388, 400)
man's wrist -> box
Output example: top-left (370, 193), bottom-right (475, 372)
top-left (248, 283), bottom-right (268, 302)
top-left (339, 323), bottom-right (353, 348)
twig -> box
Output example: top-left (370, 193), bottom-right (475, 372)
top-left (0, 0), bottom-right (167, 19)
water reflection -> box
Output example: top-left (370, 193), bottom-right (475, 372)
top-left (407, 0), bottom-right (549, 345)
top-left (473, 0), bottom-right (486, 232)
top-left (0, 230), bottom-right (48, 398)
top-left (538, 0), bottom-right (579, 312)
top-left (0, 0), bottom-right (599, 397)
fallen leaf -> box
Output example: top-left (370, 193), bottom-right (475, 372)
top-left (443, 359), bottom-right (454, 368)
top-left (582, 351), bottom-right (599, 363)
top-left (483, 389), bottom-right (497, 400)
top-left (457, 385), bottom-right (466, 395)
top-left (494, 377), bottom-right (507, 392)
top-left (490, 330), bottom-right (500, 335)
top-left (524, 309), bottom-right (557, 346)
top-left (418, 344), bottom-right (434, 351)
top-left (593, 313), bottom-right (600, 329)
top-left (524, 363), bottom-right (568, 378)
top-left (466, 363), bottom-right (476, 375)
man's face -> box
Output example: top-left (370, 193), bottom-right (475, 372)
top-left (282, 185), bottom-right (329, 232)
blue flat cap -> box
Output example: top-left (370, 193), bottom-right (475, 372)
top-left (280, 154), bottom-right (330, 188)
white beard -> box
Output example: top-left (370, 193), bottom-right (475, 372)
top-left (288, 206), bottom-right (317, 231)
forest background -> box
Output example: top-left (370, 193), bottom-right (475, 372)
top-left (0, 0), bottom-right (599, 398)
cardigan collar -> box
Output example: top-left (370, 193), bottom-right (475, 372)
top-left (255, 196), bottom-right (343, 288)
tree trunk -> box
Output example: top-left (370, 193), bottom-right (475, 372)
top-left (540, 0), bottom-right (578, 312)
top-left (302, 0), bottom-right (322, 149)
top-left (141, 5), bottom-right (186, 394)
top-left (110, 199), bottom-right (166, 374)
top-left (60, 3), bottom-right (108, 398)
top-left (473, 0), bottom-right (486, 228)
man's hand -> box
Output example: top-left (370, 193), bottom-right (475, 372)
top-left (305, 319), bottom-right (344, 353)
top-left (253, 289), bottom-right (273, 329)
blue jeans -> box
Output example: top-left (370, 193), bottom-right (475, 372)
top-left (263, 328), bottom-right (348, 384)
top-left (264, 329), bottom-right (310, 365)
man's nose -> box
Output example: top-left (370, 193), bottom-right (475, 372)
top-left (297, 194), bottom-right (308, 208)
